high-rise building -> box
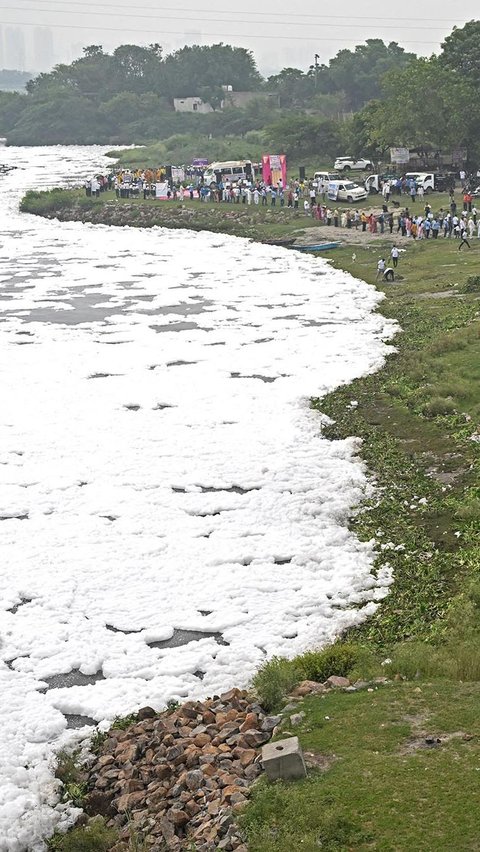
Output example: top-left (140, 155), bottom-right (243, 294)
top-left (5, 27), bottom-right (26, 70)
top-left (33, 27), bottom-right (54, 72)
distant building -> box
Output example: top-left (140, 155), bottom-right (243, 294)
top-left (223, 91), bottom-right (279, 109)
top-left (5, 26), bottom-right (26, 71)
top-left (173, 91), bottom-right (279, 113)
top-left (173, 97), bottom-right (215, 114)
top-left (33, 27), bottom-right (54, 72)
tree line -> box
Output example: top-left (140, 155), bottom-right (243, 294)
top-left (0, 21), bottom-right (479, 163)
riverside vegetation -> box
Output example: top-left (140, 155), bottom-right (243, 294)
top-left (25, 187), bottom-right (480, 851)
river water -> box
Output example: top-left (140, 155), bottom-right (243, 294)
top-left (0, 146), bottom-right (395, 850)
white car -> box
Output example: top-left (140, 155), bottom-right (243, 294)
top-left (334, 156), bottom-right (374, 172)
top-left (327, 180), bottom-right (367, 202)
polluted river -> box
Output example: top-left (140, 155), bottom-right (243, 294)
top-left (0, 146), bottom-right (395, 850)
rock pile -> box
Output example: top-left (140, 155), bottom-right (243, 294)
top-left (84, 688), bottom-right (279, 851)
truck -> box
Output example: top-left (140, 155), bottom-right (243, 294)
top-left (404, 172), bottom-right (456, 194)
top-left (365, 174), bottom-right (398, 194)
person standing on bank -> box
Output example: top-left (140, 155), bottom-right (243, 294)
top-left (376, 257), bottom-right (386, 279)
top-left (391, 245), bottom-right (399, 267)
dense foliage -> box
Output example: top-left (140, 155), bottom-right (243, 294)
top-left (0, 22), bottom-right (479, 163)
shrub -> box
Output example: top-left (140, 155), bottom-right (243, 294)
top-left (429, 335), bottom-right (467, 355)
top-left (385, 639), bottom-right (480, 682)
top-left (422, 397), bottom-right (456, 417)
top-left (48, 817), bottom-right (117, 852)
top-left (296, 642), bottom-right (361, 683)
top-left (461, 275), bottom-right (480, 293)
top-left (252, 656), bottom-right (301, 712)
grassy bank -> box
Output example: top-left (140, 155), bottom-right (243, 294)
top-left (242, 680), bottom-right (480, 852)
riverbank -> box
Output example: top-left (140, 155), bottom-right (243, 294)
top-left (20, 186), bottom-right (456, 244)
top-left (21, 187), bottom-right (480, 851)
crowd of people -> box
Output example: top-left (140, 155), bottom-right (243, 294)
top-left (84, 166), bottom-right (479, 247)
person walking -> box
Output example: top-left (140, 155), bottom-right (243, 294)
top-left (458, 228), bottom-right (471, 250)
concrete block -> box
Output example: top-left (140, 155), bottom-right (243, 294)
top-left (261, 736), bottom-right (307, 781)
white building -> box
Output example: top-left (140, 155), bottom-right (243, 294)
top-left (173, 97), bottom-right (215, 114)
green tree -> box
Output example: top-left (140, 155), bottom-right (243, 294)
top-left (264, 113), bottom-right (341, 160)
top-left (265, 68), bottom-right (315, 108)
top-left (327, 39), bottom-right (417, 110)
top-left (359, 56), bottom-right (480, 162)
top-left (111, 44), bottom-right (164, 94)
top-left (440, 20), bottom-right (480, 82)
top-left (163, 44), bottom-right (262, 101)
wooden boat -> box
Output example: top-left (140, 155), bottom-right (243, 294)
top-left (290, 241), bottom-right (341, 252)
top-left (261, 237), bottom-right (296, 247)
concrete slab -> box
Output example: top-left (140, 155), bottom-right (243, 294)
top-left (262, 735), bottom-right (307, 781)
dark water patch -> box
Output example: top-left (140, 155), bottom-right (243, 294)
top-left (230, 372), bottom-right (277, 383)
top-left (272, 315), bottom-right (300, 321)
top-left (252, 338), bottom-right (274, 344)
top-left (274, 557), bottom-right (293, 565)
top-left (7, 597), bottom-right (32, 614)
top-left (167, 360), bottom-right (197, 367)
top-left (1, 513), bottom-right (29, 520)
top-left (106, 623), bottom-right (142, 634)
top-left (198, 610), bottom-right (212, 616)
top-left (193, 670), bottom-right (206, 680)
top-left (5, 293), bottom-right (116, 325)
top-left (207, 341), bottom-right (225, 346)
top-left (137, 302), bottom-right (212, 317)
top-left (13, 341), bottom-right (35, 345)
top-left (200, 485), bottom-right (256, 495)
top-left (42, 669), bottom-right (106, 690)
top-left (100, 515), bottom-right (118, 522)
top-left (88, 373), bottom-right (119, 379)
top-left (146, 628), bottom-right (229, 650)
top-left (16, 331), bottom-right (34, 336)
top-left (124, 404), bottom-right (141, 411)
top-left (65, 714), bottom-right (97, 730)
top-left (153, 403), bottom-right (174, 410)
top-left (150, 321), bottom-right (200, 333)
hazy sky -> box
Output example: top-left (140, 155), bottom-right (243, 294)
top-left (0, 0), bottom-right (479, 74)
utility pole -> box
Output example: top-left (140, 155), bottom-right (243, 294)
top-left (314, 53), bottom-right (320, 89)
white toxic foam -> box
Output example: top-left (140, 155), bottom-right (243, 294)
top-left (0, 146), bottom-right (396, 850)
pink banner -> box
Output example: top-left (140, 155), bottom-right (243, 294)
top-left (262, 154), bottom-right (287, 187)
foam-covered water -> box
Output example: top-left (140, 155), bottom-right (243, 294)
top-left (0, 146), bottom-right (396, 850)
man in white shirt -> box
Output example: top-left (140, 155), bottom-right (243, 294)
top-left (390, 245), bottom-right (399, 267)
top-left (376, 257), bottom-right (386, 279)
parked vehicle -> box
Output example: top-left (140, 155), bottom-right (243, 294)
top-left (334, 156), bottom-right (374, 172)
top-left (203, 160), bottom-right (255, 188)
top-left (313, 171), bottom-right (340, 184)
top-left (327, 180), bottom-right (367, 203)
top-left (405, 172), bottom-right (455, 193)
top-left (365, 174), bottom-right (398, 194)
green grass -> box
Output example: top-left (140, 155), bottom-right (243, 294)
top-left (48, 818), bottom-right (117, 852)
top-left (242, 681), bottom-right (480, 851)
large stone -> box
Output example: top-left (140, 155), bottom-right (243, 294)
top-left (325, 675), bottom-right (350, 688)
top-left (291, 680), bottom-right (327, 697)
top-left (137, 706), bottom-right (157, 720)
top-left (185, 769), bottom-right (204, 792)
top-left (261, 736), bottom-right (307, 781)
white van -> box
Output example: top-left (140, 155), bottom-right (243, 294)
top-left (314, 171), bottom-right (340, 184)
top-left (203, 160), bottom-right (255, 187)
top-left (327, 180), bottom-right (367, 203)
